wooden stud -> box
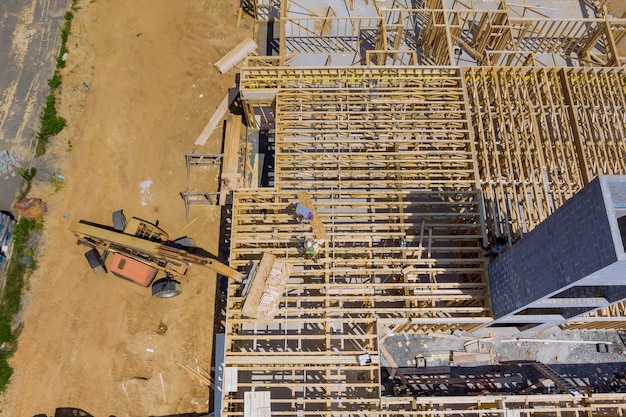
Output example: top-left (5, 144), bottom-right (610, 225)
top-left (214, 38), bottom-right (258, 74)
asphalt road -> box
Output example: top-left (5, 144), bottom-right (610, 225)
top-left (0, 0), bottom-right (70, 212)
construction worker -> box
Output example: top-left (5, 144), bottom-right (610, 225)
top-left (479, 236), bottom-right (507, 259)
top-left (287, 202), bottom-right (313, 223)
top-left (302, 239), bottom-right (320, 262)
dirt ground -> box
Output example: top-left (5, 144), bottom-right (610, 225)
top-left (2, 1), bottom-right (625, 416)
top-left (0, 0), bottom-right (252, 416)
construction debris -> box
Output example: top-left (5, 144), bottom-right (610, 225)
top-left (241, 253), bottom-right (293, 321)
top-left (0, 150), bottom-right (20, 178)
top-left (14, 198), bottom-right (47, 219)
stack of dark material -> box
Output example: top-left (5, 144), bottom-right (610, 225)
top-left (0, 211), bottom-right (16, 275)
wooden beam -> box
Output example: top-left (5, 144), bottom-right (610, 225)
top-left (296, 191), bottom-right (328, 240)
top-left (558, 69), bottom-right (591, 185)
top-left (214, 38), bottom-right (258, 74)
top-left (221, 114), bottom-right (243, 190)
top-left (194, 84), bottom-right (239, 146)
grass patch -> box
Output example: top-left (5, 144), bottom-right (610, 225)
top-left (0, 218), bottom-right (43, 391)
top-left (50, 176), bottom-right (66, 193)
top-left (47, 74), bottom-right (61, 90)
top-left (0, 0), bottom-right (78, 392)
top-left (37, 1), bottom-right (77, 156)
top-left (55, 11), bottom-right (74, 69)
top-left (17, 167), bottom-right (37, 200)
top-left (35, 95), bottom-right (66, 157)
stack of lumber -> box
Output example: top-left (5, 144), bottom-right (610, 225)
top-left (221, 114), bottom-right (242, 185)
top-left (451, 351), bottom-right (492, 365)
top-left (296, 191), bottom-right (328, 239)
top-left (220, 114), bottom-right (243, 205)
top-left (242, 253), bottom-right (293, 320)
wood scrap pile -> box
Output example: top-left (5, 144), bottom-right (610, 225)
top-left (242, 253), bottom-right (293, 321)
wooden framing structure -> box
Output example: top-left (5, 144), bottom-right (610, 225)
top-left (467, 66), bottom-right (626, 237)
top-left (213, 1), bottom-right (626, 416)
top-left (252, 0), bottom-right (626, 67)
top-left (381, 394), bottom-right (626, 416)
top-left (224, 66), bottom-right (492, 416)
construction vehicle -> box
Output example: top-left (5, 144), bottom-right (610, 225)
top-left (34, 407), bottom-right (94, 417)
top-left (69, 210), bottom-right (244, 298)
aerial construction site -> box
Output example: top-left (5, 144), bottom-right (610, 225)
top-left (4, 0), bottom-right (626, 415)
top-left (180, 0), bottom-right (626, 416)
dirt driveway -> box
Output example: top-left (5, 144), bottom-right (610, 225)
top-left (1, 0), bottom-right (251, 415)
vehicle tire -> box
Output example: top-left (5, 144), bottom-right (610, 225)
top-left (151, 277), bottom-right (182, 298)
top-left (84, 248), bottom-right (107, 276)
top-left (112, 210), bottom-right (127, 231)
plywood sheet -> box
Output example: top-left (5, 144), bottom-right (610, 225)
top-left (244, 391), bottom-right (271, 417)
top-left (224, 366), bottom-right (238, 393)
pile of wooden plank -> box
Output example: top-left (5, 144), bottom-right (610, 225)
top-left (221, 114), bottom-right (242, 191)
top-left (242, 253), bottom-right (293, 321)
top-left (218, 114), bottom-right (243, 205)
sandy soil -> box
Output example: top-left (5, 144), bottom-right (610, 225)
top-left (3, 1), bottom-right (621, 416)
top-left (1, 0), bottom-right (252, 416)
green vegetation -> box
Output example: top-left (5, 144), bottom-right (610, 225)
top-left (50, 176), bottom-right (66, 193)
top-left (0, 218), bottom-right (43, 391)
top-left (0, 0), bottom-right (79, 392)
top-left (17, 167), bottom-right (37, 200)
top-left (35, 95), bottom-right (66, 157)
top-left (47, 74), bottom-right (61, 90)
top-left (56, 11), bottom-right (74, 69)
top-left (37, 1), bottom-right (77, 156)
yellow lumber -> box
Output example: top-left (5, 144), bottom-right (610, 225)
top-left (177, 362), bottom-right (214, 388)
top-left (214, 38), bottom-right (257, 74)
top-left (194, 85), bottom-right (239, 146)
top-left (378, 344), bottom-right (399, 368)
top-left (242, 254), bottom-right (293, 320)
top-left (296, 191), bottom-right (328, 239)
top-left (221, 114), bottom-right (242, 190)
top-left (70, 221), bottom-right (161, 253)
